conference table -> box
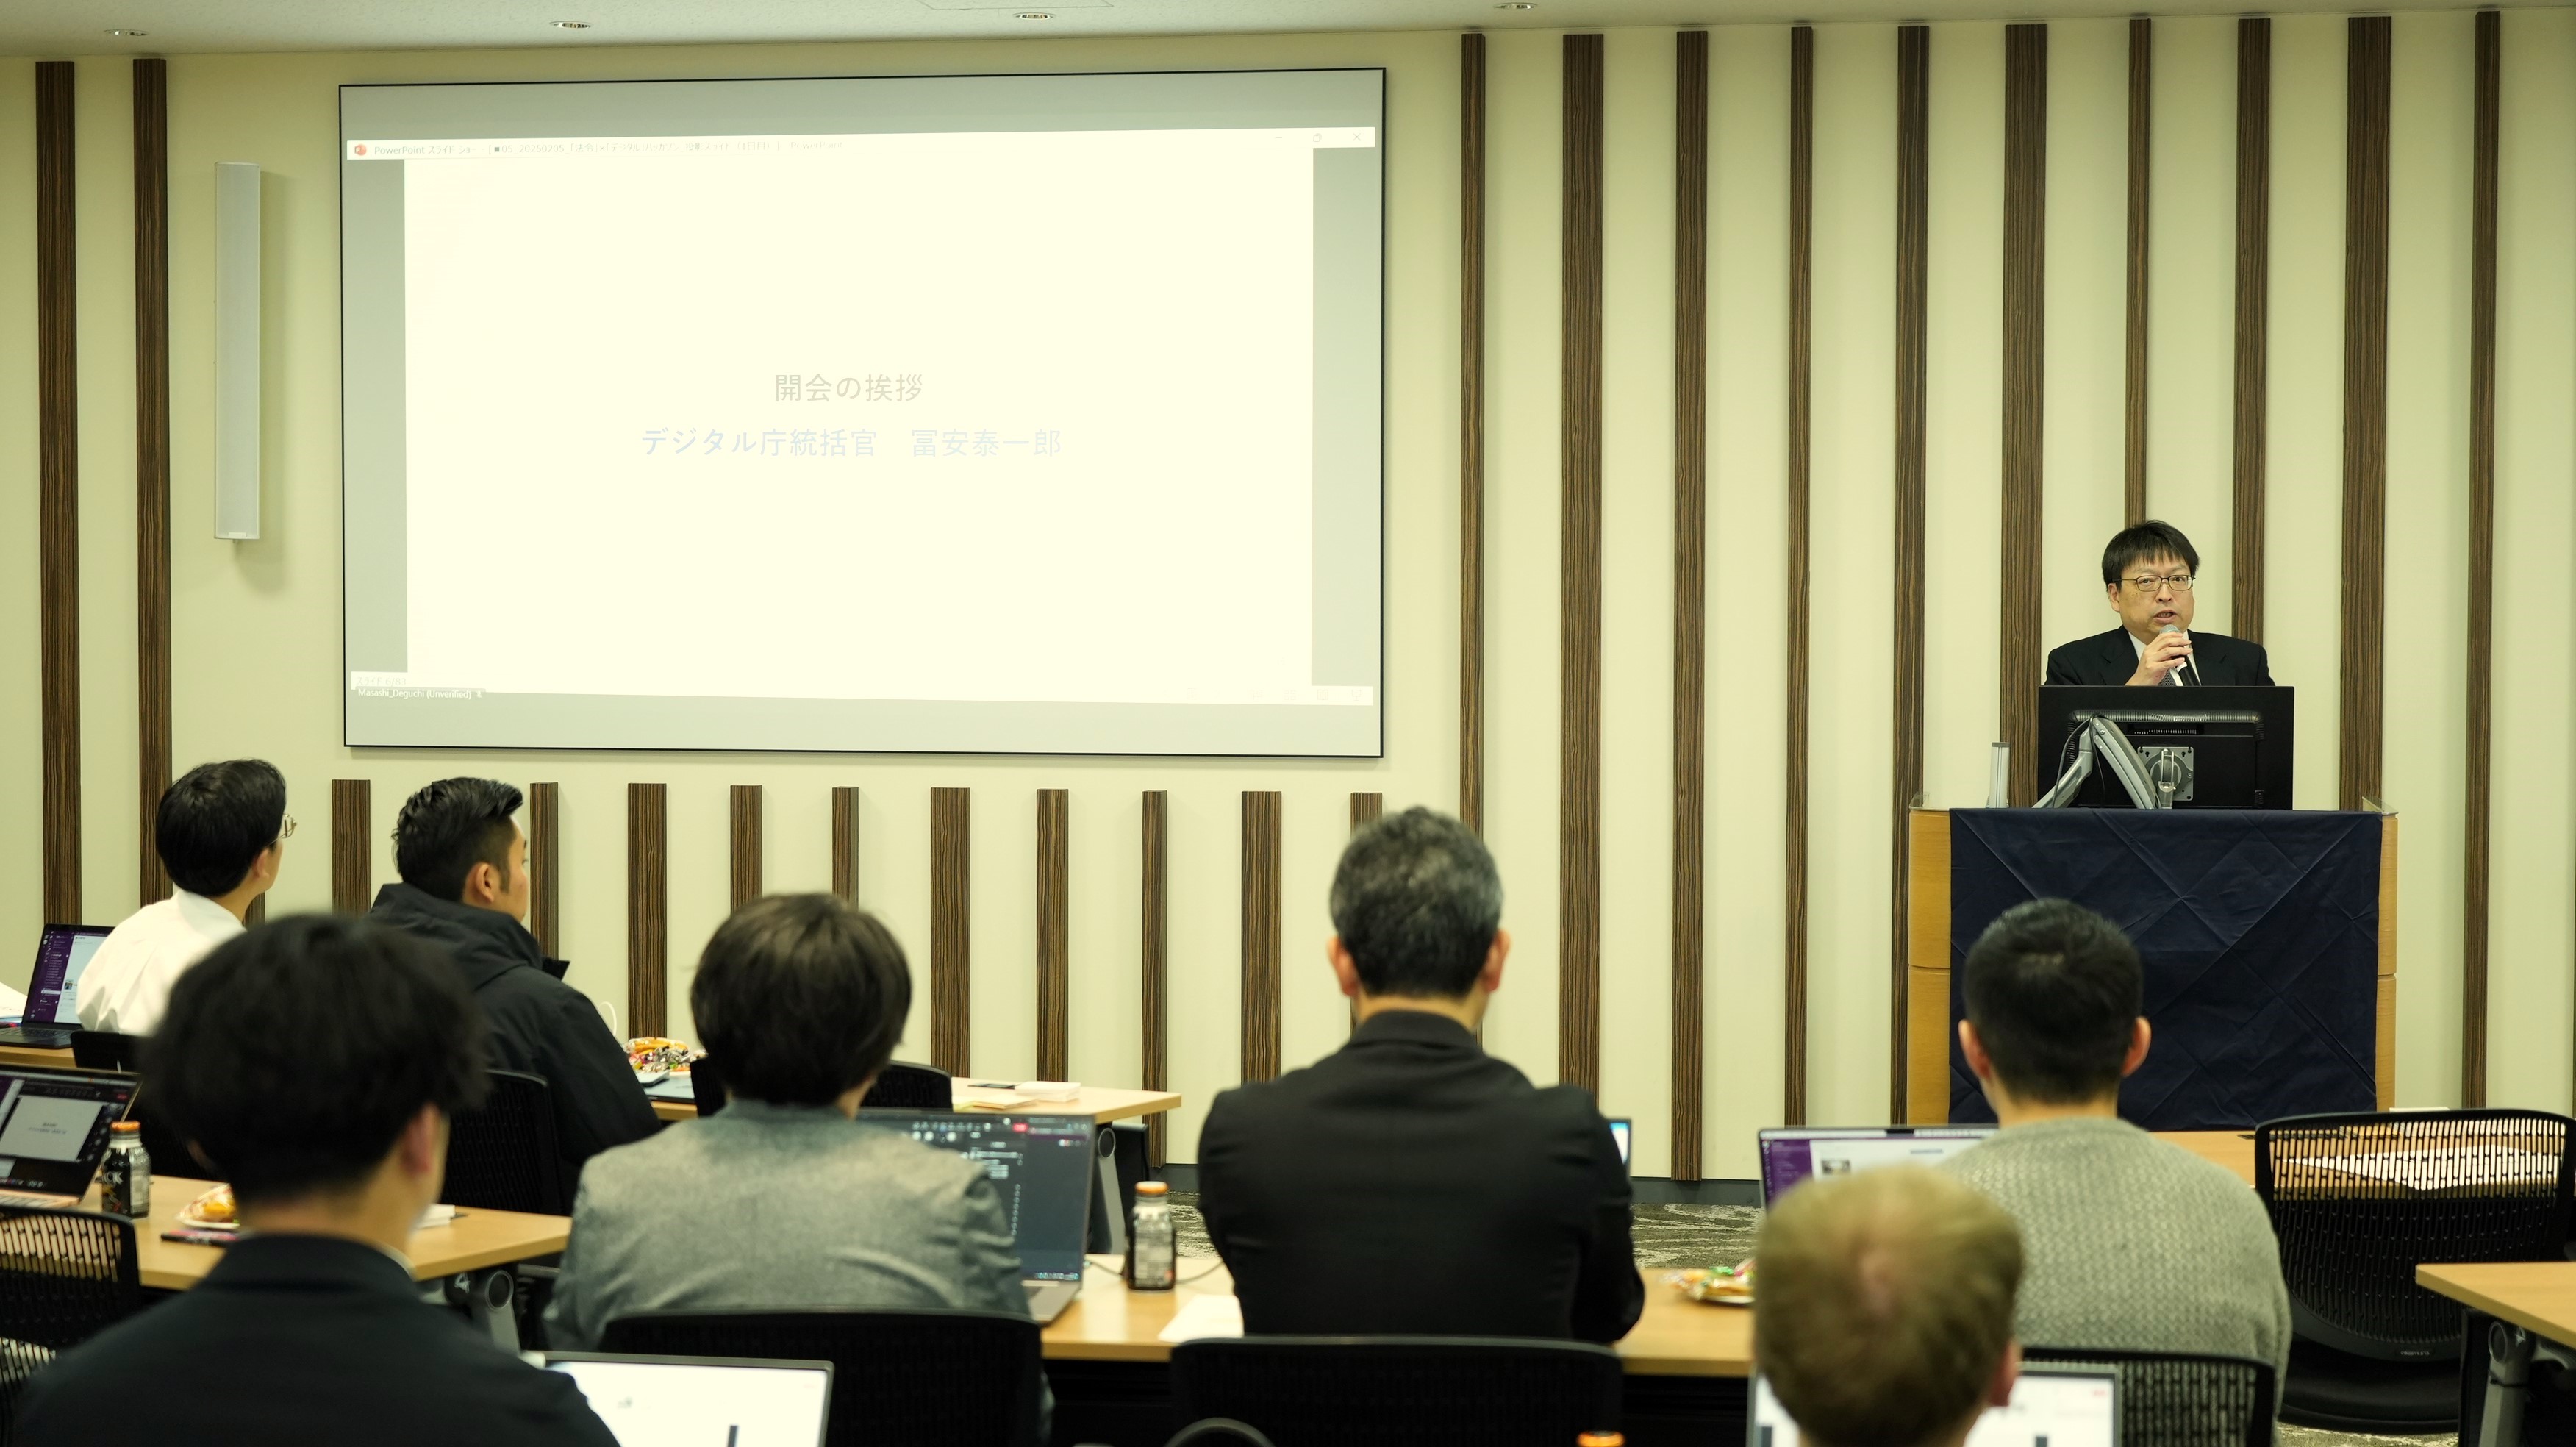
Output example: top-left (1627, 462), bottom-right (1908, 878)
top-left (645, 1080), bottom-right (1182, 1126)
top-left (0, 1043), bottom-right (75, 1070)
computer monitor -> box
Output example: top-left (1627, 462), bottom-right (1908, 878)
top-left (0, 1067), bottom-right (140, 1202)
top-left (541, 1353), bottom-right (831, 1447)
top-left (1756, 1126), bottom-right (1996, 1207)
top-left (1750, 1363), bottom-right (2117, 1447)
top-left (861, 1110), bottom-right (1092, 1282)
top-left (2035, 685), bottom-right (2294, 809)
top-left (23, 926), bottom-right (112, 1026)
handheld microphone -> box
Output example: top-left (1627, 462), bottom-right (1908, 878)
top-left (2158, 623), bottom-right (2195, 686)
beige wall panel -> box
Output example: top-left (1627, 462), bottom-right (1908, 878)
top-left (1701, 25), bottom-right (1791, 1178)
top-left (2039, 20), bottom-right (2133, 663)
top-left (2261, 15), bottom-right (2346, 807)
top-left (970, 784), bottom-right (1038, 1082)
top-left (2142, 18), bottom-right (2241, 625)
top-left (0, 60), bottom-right (40, 981)
top-left (2488, 9), bottom-right (2576, 1113)
top-left (1805, 24), bottom-right (1898, 1126)
top-left (1065, 788), bottom-right (1142, 1085)
top-left (74, 60), bottom-right (140, 928)
top-left (1923, 24), bottom-right (2005, 810)
top-left (1276, 793), bottom-right (1345, 1078)
top-left (2383, 10), bottom-right (2475, 1107)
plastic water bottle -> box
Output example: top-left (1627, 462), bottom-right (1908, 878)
top-left (1128, 1180), bottom-right (1176, 1291)
top-left (99, 1120), bottom-right (151, 1218)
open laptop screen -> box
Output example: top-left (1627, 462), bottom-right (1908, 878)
top-left (1757, 1126), bottom-right (1996, 1206)
top-left (25, 926), bottom-right (112, 1026)
top-left (1752, 1365), bottom-right (2117, 1447)
top-left (543, 1354), bottom-right (831, 1447)
top-left (0, 1068), bottom-right (137, 1198)
top-left (862, 1110), bottom-right (1093, 1282)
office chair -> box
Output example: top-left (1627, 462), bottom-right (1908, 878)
top-left (601, 1307), bottom-right (1043, 1447)
top-left (2258, 1107), bottom-right (2575, 1434)
top-left (0, 1207), bottom-right (143, 1445)
top-left (66, 1030), bottom-right (141, 1073)
top-left (2022, 1346), bottom-right (2273, 1447)
top-left (442, 1069), bottom-right (568, 1215)
top-left (688, 1054), bottom-right (728, 1116)
top-left (1169, 1337), bottom-right (1623, 1447)
top-left (865, 1062), bottom-right (954, 1110)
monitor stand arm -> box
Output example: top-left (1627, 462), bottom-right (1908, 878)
top-left (2036, 714), bottom-right (2166, 810)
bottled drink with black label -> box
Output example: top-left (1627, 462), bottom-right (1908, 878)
top-left (1128, 1180), bottom-right (1176, 1290)
top-left (100, 1120), bottom-right (151, 1218)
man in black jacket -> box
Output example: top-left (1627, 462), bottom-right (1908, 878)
top-left (1197, 807), bottom-right (1643, 1343)
top-left (15, 915), bottom-right (618, 1447)
top-left (369, 778), bottom-right (656, 1190)
top-left (2045, 520), bottom-right (2275, 687)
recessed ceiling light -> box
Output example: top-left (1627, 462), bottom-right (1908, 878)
top-left (551, 19), bottom-right (592, 29)
top-left (1017, 10), bottom-right (1053, 17)
top-left (107, 28), bottom-right (149, 36)
top-left (1495, 2), bottom-right (1536, 9)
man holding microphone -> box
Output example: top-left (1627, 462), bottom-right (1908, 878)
top-left (2044, 521), bottom-right (2274, 687)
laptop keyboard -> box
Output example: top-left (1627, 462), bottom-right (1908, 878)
top-left (0, 1028), bottom-right (76, 1048)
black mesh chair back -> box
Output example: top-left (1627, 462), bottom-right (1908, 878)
top-left (2022, 1347), bottom-right (2274, 1447)
top-left (0, 1207), bottom-right (143, 1440)
top-left (865, 1062), bottom-right (954, 1110)
top-left (689, 1054), bottom-right (727, 1116)
top-left (600, 1307), bottom-right (1042, 1447)
top-left (2258, 1108), bottom-right (2575, 1360)
top-left (1169, 1337), bottom-right (1624, 1447)
top-left (441, 1069), bottom-right (567, 1215)
top-left (66, 1031), bottom-right (141, 1073)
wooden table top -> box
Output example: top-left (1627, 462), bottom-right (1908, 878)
top-left (1043, 1258), bottom-right (1753, 1377)
top-left (650, 1083), bottom-right (1184, 1126)
top-left (2158, 1130), bottom-right (2257, 1187)
top-left (100, 1176), bottom-right (570, 1292)
top-left (0, 1044), bottom-right (76, 1071)
top-left (2417, 1262), bottom-right (2576, 1345)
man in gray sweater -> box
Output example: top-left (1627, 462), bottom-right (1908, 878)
top-left (1946, 898), bottom-right (2291, 1395)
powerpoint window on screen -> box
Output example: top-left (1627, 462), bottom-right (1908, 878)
top-left (342, 70), bottom-right (1384, 756)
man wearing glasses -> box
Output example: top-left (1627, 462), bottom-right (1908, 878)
top-left (79, 760), bottom-right (292, 1035)
top-left (2044, 521), bottom-right (2275, 687)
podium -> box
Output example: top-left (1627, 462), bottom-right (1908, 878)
top-left (1904, 807), bottom-right (2397, 1131)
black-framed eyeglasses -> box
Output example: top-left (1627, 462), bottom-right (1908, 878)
top-left (2124, 574), bottom-right (2195, 593)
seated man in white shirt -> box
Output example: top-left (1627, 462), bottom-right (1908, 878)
top-left (77, 759), bottom-right (289, 1036)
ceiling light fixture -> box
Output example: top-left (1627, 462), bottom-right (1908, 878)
top-left (1495, 2), bottom-right (1536, 9)
top-left (107, 27), bottom-right (149, 36)
top-left (1017, 10), bottom-right (1053, 17)
top-left (551, 20), bottom-right (592, 29)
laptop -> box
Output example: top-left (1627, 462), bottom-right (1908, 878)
top-left (0, 925), bottom-right (114, 1048)
top-left (540, 1353), bottom-right (831, 1447)
top-left (1752, 1362), bottom-right (2119, 1447)
top-left (864, 1110), bottom-right (1094, 1323)
top-left (1607, 1117), bottom-right (1633, 1167)
top-left (0, 1066), bottom-right (140, 1210)
top-left (1757, 1126), bottom-right (1997, 1207)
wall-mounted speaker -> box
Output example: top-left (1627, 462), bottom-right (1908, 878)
top-left (214, 160), bottom-right (261, 540)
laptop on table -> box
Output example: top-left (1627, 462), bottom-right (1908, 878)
top-left (1756, 1126), bottom-right (1997, 1207)
top-left (862, 1110), bottom-right (1094, 1323)
top-left (0, 925), bottom-right (114, 1048)
top-left (540, 1353), bottom-right (832, 1447)
top-left (1752, 1362), bottom-right (2119, 1447)
top-left (0, 1065), bottom-right (140, 1210)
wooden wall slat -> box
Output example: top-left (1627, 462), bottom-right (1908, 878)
top-left (626, 784), bottom-right (668, 1038)
top-left (930, 787), bottom-right (972, 1076)
top-left (1784, 24), bottom-right (1816, 1126)
top-left (1349, 793), bottom-right (1383, 831)
top-left (1559, 31), bottom-right (1607, 1096)
top-left (2461, 8), bottom-right (2500, 1107)
top-left (2124, 18), bottom-right (2153, 526)
top-left (37, 61), bottom-right (80, 925)
top-left (1893, 24), bottom-right (1932, 1120)
top-left (1037, 789), bottom-right (1070, 1082)
top-left (728, 785), bottom-right (762, 912)
top-left (329, 779), bottom-right (370, 914)
top-left (1671, 28), bottom-right (1711, 1180)
top-left (2231, 20), bottom-right (2274, 643)
top-left (1141, 790), bottom-right (1169, 1166)
top-left (830, 786), bottom-right (859, 906)
top-left (2338, 16), bottom-right (2393, 812)
top-left (134, 57), bottom-right (172, 908)
top-left (1241, 791), bottom-right (1284, 1083)
top-left (1461, 32), bottom-right (1489, 835)
top-left (2000, 25), bottom-right (2049, 808)
top-left (529, 782), bottom-right (561, 957)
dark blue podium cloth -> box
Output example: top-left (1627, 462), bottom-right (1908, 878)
top-left (1947, 809), bottom-right (2380, 1132)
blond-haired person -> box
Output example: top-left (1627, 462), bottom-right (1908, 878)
top-left (1756, 1165), bottom-right (2025, 1447)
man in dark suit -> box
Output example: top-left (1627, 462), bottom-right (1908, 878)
top-left (368, 778), bottom-right (657, 1192)
top-left (2045, 520), bottom-right (2274, 687)
top-left (1197, 807), bottom-right (1643, 1343)
top-left (15, 916), bottom-right (617, 1447)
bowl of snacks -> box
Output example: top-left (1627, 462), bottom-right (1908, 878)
top-left (627, 1036), bottom-right (701, 1087)
top-left (1667, 1259), bottom-right (1754, 1307)
top-left (178, 1182), bottom-right (238, 1232)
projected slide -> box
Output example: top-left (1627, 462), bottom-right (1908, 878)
top-left (343, 71), bottom-right (1383, 755)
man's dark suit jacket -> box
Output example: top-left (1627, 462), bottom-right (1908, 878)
top-left (15, 1234), bottom-right (617, 1447)
top-left (368, 882), bottom-right (659, 1187)
top-left (2044, 626), bottom-right (2275, 687)
top-left (1197, 1009), bottom-right (1644, 1343)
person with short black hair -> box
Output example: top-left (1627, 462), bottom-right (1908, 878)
top-left (1946, 898), bottom-right (2289, 1397)
top-left (546, 895), bottom-right (1034, 1355)
top-left (1196, 807), bottom-right (1642, 1341)
top-left (76, 760), bottom-right (290, 1035)
top-left (2044, 520), bottom-right (2275, 687)
top-left (15, 916), bottom-right (618, 1447)
top-left (368, 777), bottom-right (655, 1190)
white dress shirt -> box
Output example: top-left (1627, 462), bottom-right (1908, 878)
top-left (76, 890), bottom-right (246, 1036)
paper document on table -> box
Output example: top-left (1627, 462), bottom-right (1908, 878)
top-left (1156, 1293), bottom-right (1244, 1343)
top-left (2289, 1146), bottom-right (2561, 1190)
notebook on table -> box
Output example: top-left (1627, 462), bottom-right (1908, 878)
top-left (1751, 1362), bottom-right (2119, 1447)
top-left (861, 1110), bottom-right (1094, 1323)
top-left (0, 925), bottom-right (113, 1048)
top-left (0, 1065), bottom-right (141, 1210)
top-left (1757, 1126), bottom-right (1997, 1207)
top-left (540, 1353), bottom-right (832, 1447)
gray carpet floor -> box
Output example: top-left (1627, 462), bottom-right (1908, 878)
top-left (1162, 1194), bottom-right (2452, 1447)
